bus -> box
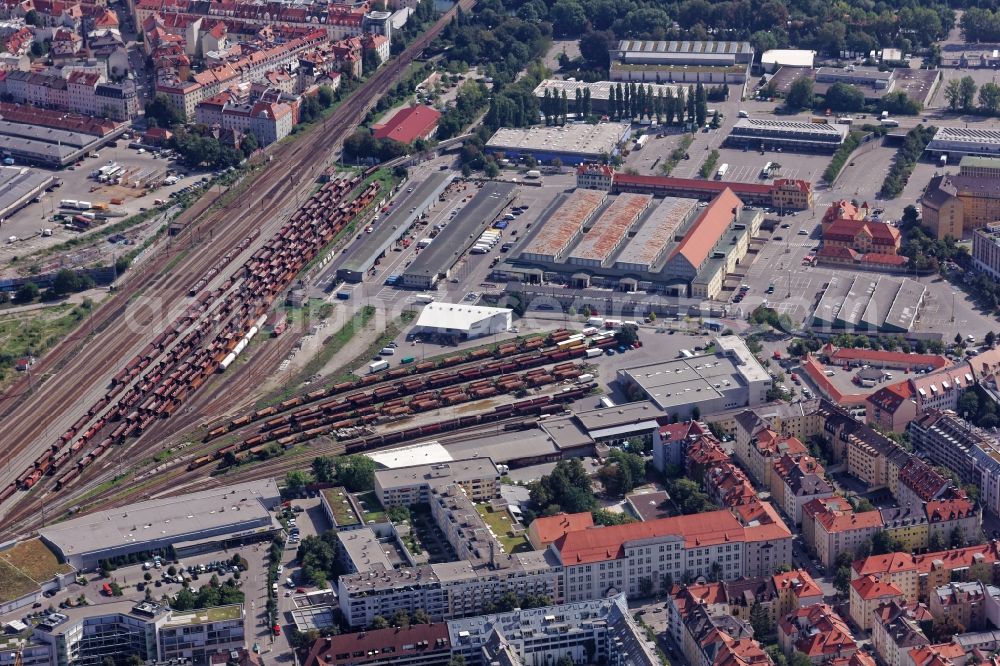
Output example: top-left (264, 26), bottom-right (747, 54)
top-left (715, 163), bottom-right (729, 180)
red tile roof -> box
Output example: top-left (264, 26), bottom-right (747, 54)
top-left (825, 348), bottom-right (950, 371)
top-left (824, 218), bottom-right (901, 246)
top-left (854, 543), bottom-right (1000, 577)
top-left (813, 504), bottom-right (883, 534)
top-left (671, 188), bottom-right (742, 269)
top-left (866, 381), bottom-right (914, 415)
top-left (909, 643), bottom-right (966, 666)
top-left (851, 574), bottom-right (904, 600)
top-left (529, 512), bottom-right (594, 545)
top-left (554, 509), bottom-right (745, 565)
top-left (779, 604), bottom-right (856, 658)
top-left (772, 569), bottom-right (824, 602)
top-left (926, 498), bottom-right (976, 523)
top-left (614, 173), bottom-right (771, 195)
top-left (372, 104), bottom-right (441, 144)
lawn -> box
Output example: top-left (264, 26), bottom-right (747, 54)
top-left (0, 538), bottom-right (72, 582)
top-left (170, 604), bottom-right (243, 624)
top-left (476, 504), bottom-right (532, 554)
top-left (0, 302), bottom-right (96, 389)
top-left (321, 487), bottom-right (361, 528)
top-left (355, 490), bottom-right (387, 524)
top-left (0, 559), bottom-right (40, 603)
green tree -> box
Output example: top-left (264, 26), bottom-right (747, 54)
top-left (529, 458), bottom-right (596, 514)
top-left (549, 0), bottom-right (586, 35)
top-left (834, 566), bottom-right (851, 595)
top-left (239, 133), bottom-right (259, 157)
top-left (362, 48), bottom-right (380, 76)
top-left (335, 455), bottom-right (377, 492)
top-left (952, 525), bottom-right (966, 548)
top-left (945, 79), bottom-right (962, 111)
top-left (14, 282), bottom-right (39, 304)
top-left (285, 470), bottom-right (310, 495)
top-left (597, 449), bottom-right (646, 497)
top-left (52, 269), bottom-right (84, 296)
top-left (786, 77), bottom-right (814, 111)
top-left (695, 82), bottom-right (708, 127)
top-left (960, 76), bottom-right (979, 112)
top-left (145, 94), bottom-right (184, 128)
top-left (824, 82), bottom-right (866, 112)
top-left (749, 601), bottom-right (772, 638)
top-left (371, 615), bottom-right (389, 629)
top-left (311, 456), bottom-right (336, 484)
top-left (981, 82), bottom-right (1000, 114)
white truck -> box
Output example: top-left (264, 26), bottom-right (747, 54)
top-left (415, 293), bottom-right (436, 304)
top-left (525, 169), bottom-right (541, 179)
top-left (368, 359), bottom-right (389, 373)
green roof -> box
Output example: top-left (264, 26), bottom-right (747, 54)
top-left (321, 487), bottom-right (362, 527)
top-left (959, 155), bottom-right (1000, 169)
top-left (167, 604), bottom-right (243, 625)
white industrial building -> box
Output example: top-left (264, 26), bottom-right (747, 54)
top-left (412, 302), bottom-right (512, 340)
top-left (761, 49), bottom-right (816, 72)
top-left (38, 479), bottom-right (282, 568)
top-left (616, 335), bottom-right (771, 418)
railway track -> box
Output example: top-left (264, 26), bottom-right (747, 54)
top-left (0, 0), bottom-right (477, 523)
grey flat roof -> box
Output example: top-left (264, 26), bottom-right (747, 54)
top-left (403, 182), bottom-right (516, 282)
top-left (444, 429), bottom-right (560, 463)
top-left (374, 457), bottom-right (499, 490)
top-left (0, 167), bottom-right (55, 219)
top-left (0, 135), bottom-right (77, 162)
top-left (860, 277), bottom-right (901, 330)
top-left (291, 605), bottom-right (335, 631)
top-left (837, 276), bottom-right (879, 328)
top-left (39, 479), bottom-right (280, 561)
top-left (813, 275), bottom-right (852, 326)
top-left (540, 415), bottom-right (595, 450)
top-left (0, 120), bottom-right (99, 148)
top-left (616, 40), bottom-right (752, 55)
top-left (333, 172), bottom-right (453, 280)
top-left (486, 124), bottom-right (630, 158)
top-left (930, 126), bottom-right (1000, 147)
top-left (884, 278), bottom-right (925, 332)
top-left (732, 118), bottom-right (847, 137)
top-left (574, 400), bottom-right (662, 431)
top-left (338, 527), bottom-right (394, 573)
top-left (620, 354), bottom-right (750, 411)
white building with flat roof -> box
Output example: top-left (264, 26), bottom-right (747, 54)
top-left (412, 302), bottom-right (512, 340)
top-left (39, 479), bottom-right (281, 568)
top-left (761, 49), bottom-right (815, 72)
top-left (616, 336), bottom-right (771, 419)
top-left (374, 458), bottom-right (501, 507)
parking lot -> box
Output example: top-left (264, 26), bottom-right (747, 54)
top-left (0, 143), bottom-right (214, 261)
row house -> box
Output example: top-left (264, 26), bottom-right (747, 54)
top-left (734, 425), bottom-right (807, 487)
top-left (851, 575), bottom-right (906, 630)
top-left (929, 580), bottom-right (998, 633)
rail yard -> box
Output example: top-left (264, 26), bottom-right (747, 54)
top-left (0, 0), bottom-right (476, 531)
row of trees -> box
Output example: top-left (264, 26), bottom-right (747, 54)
top-left (944, 76), bottom-right (1000, 115)
top-left (170, 577), bottom-right (244, 611)
top-left (961, 7), bottom-right (1000, 42)
top-left (879, 124), bottom-right (936, 198)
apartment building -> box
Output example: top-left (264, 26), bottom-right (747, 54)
top-left (778, 604), bottom-right (857, 664)
top-left (734, 426), bottom-right (808, 487)
top-left (526, 513), bottom-right (594, 550)
top-left (853, 543), bottom-right (1000, 607)
top-left (156, 29), bottom-right (325, 119)
top-left (879, 507), bottom-right (930, 552)
top-left (870, 601), bottom-right (932, 666)
top-left (851, 576), bottom-right (906, 630)
top-left (909, 409), bottom-right (982, 488)
top-left (551, 501), bottom-right (792, 603)
top-left (374, 458), bottom-right (501, 507)
top-left (770, 454), bottom-right (834, 526)
top-left (910, 367), bottom-right (974, 413)
top-left (772, 569), bottom-right (825, 619)
top-left (668, 587), bottom-right (773, 666)
top-left (921, 157), bottom-right (1000, 239)
top-left (1, 69), bottom-right (138, 119)
top-left (299, 623), bottom-right (451, 666)
top-left (897, 458), bottom-right (951, 511)
top-left (447, 594), bottom-right (658, 666)
top-left (338, 483), bottom-right (562, 628)
top-left (866, 382), bottom-right (917, 433)
top-left (973, 222), bottom-right (1000, 280)
top-left (929, 581), bottom-right (998, 632)
top-left (846, 425), bottom-right (910, 493)
top-left (802, 496), bottom-right (884, 568)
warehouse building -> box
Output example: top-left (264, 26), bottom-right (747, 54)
top-left (724, 118), bottom-right (848, 153)
top-left (0, 166), bottom-right (56, 220)
top-left (412, 302), bottom-right (512, 340)
top-left (811, 275), bottom-right (926, 334)
top-left (39, 479), bottom-right (281, 569)
top-left (0, 120), bottom-right (121, 167)
top-left (615, 336), bottom-right (771, 419)
top-left (926, 126), bottom-right (1000, 161)
top-left (761, 49), bottom-right (815, 73)
top-left (609, 39), bottom-right (754, 83)
top-left (532, 79), bottom-right (680, 114)
top-left (401, 182), bottom-right (516, 289)
top-left (372, 104), bottom-right (441, 144)
top-left (333, 172), bottom-right (453, 283)
top-left (485, 123), bottom-right (630, 165)
top-left (499, 188), bottom-right (751, 298)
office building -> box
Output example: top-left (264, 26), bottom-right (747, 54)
top-left (921, 155), bottom-right (1000, 239)
top-left (26, 602), bottom-right (244, 666)
top-left (616, 336), bottom-right (771, 419)
top-left (374, 458), bottom-right (501, 507)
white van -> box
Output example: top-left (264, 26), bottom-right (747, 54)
top-left (380, 347), bottom-right (395, 356)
